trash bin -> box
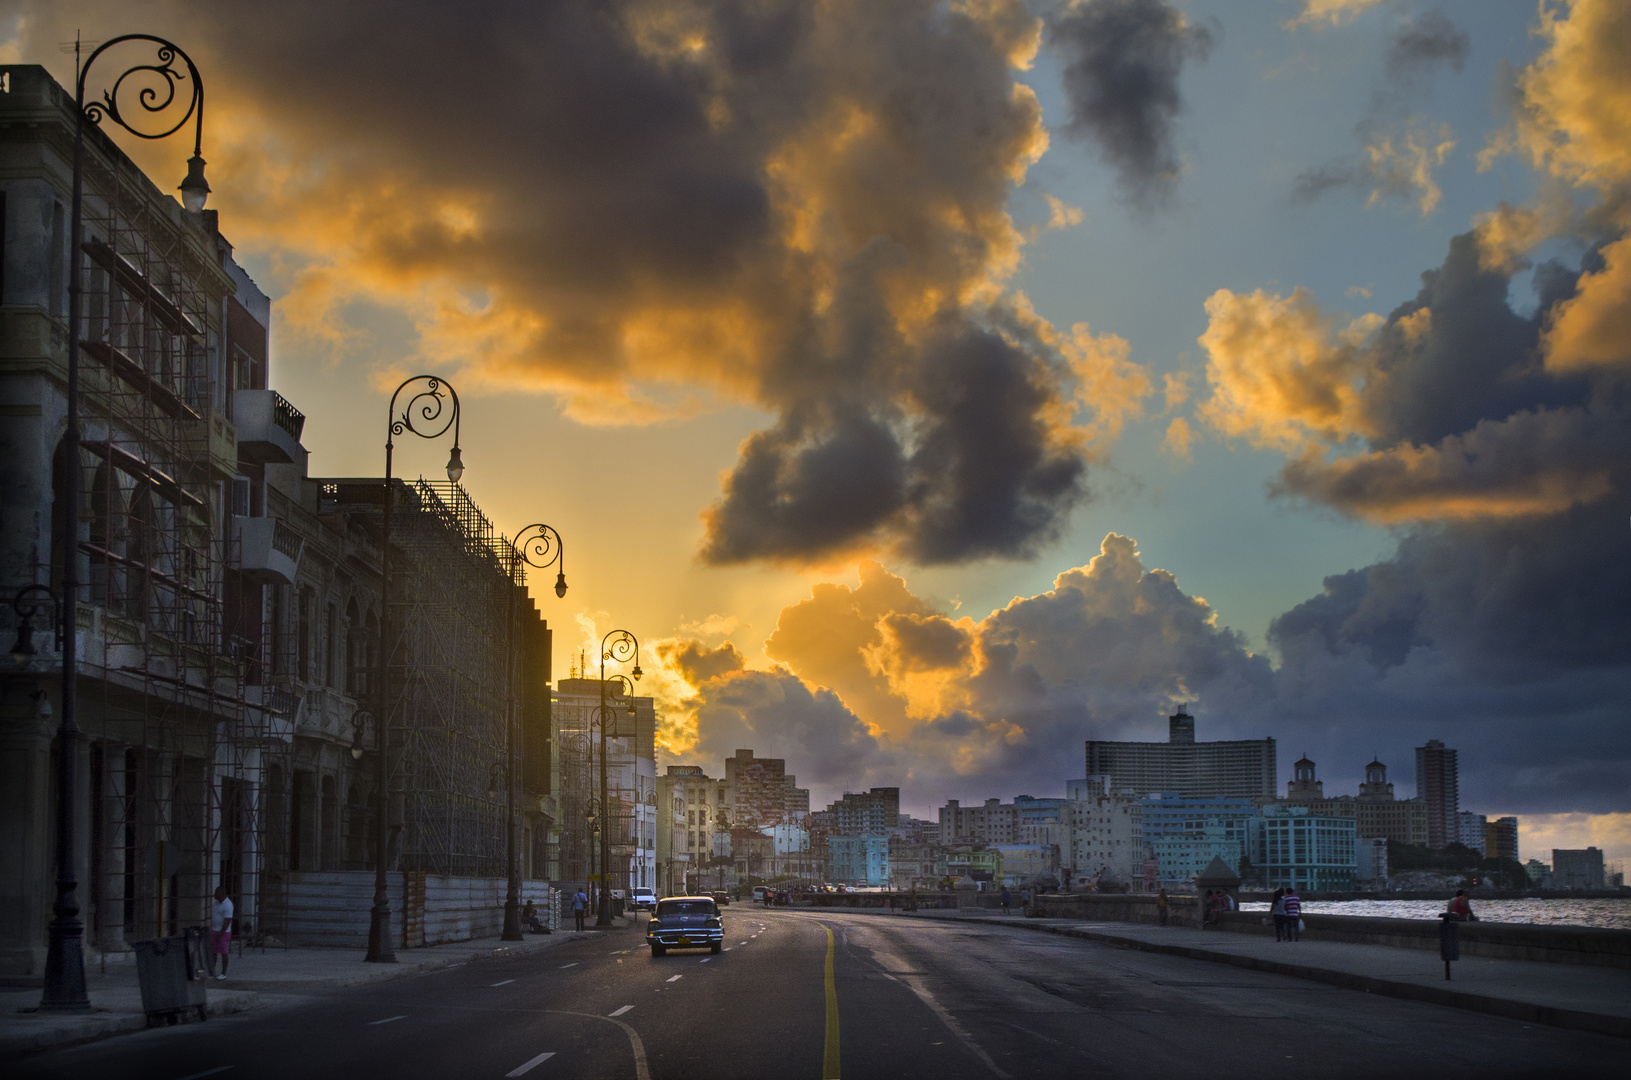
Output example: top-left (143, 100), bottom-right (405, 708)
top-left (612, 897), bottom-right (625, 917)
top-left (132, 929), bottom-right (209, 1025)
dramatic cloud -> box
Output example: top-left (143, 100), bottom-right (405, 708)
top-left (659, 537), bottom-right (1276, 807)
top-left (1385, 10), bottom-right (1469, 81)
top-left (18, 0), bottom-right (1149, 567)
top-left (1046, 0), bottom-right (1213, 207)
top-left (1198, 0), bottom-right (1631, 815)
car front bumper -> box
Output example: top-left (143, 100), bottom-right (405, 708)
top-left (647, 927), bottom-right (724, 947)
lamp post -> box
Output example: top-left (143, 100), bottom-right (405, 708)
top-left (368, 376), bottom-right (463, 963)
top-left (498, 525), bottom-right (566, 941)
top-left (595, 630), bottom-right (641, 926)
top-left (47, 35), bottom-right (209, 1014)
top-left (585, 796), bottom-right (602, 918)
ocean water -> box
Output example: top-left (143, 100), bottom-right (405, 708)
top-left (1237, 897), bottom-right (1631, 930)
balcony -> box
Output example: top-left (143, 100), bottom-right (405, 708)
top-left (232, 514), bottom-right (304, 585)
top-left (232, 388), bottom-right (306, 464)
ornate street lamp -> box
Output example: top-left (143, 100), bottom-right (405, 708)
top-left (10, 585), bottom-right (58, 669)
top-left (367, 376), bottom-right (463, 963)
top-left (45, 34), bottom-right (208, 1014)
top-left (498, 524), bottom-right (566, 940)
top-left (595, 630), bottom-right (641, 927)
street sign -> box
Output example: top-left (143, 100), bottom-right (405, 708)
top-left (587, 874), bottom-right (603, 882)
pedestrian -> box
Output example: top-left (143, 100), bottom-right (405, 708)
top-left (572, 888), bottom-right (589, 931)
top-left (1270, 887), bottom-right (1287, 941)
top-left (1446, 889), bottom-right (1476, 921)
top-left (209, 885), bottom-right (233, 980)
top-left (522, 899), bottom-right (547, 933)
top-left (1156, 888), bottom-right (1169, 926)
top-left (1000, 885), bottom-right (1011, 915)
top-left (1283, 886), bottom-right (1302, 941)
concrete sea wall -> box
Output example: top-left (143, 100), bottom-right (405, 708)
top-left (1032, 892), bottom-right (1631, 968)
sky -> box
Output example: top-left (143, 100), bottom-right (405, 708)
top-left (9, 0), bottom-right (1628, 867)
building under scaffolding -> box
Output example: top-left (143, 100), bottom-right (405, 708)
top-left (0, 64), bottom-right (556, 972)
top-left (552, 678), bottom-right (657, 898)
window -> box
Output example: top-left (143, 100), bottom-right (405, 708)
top-left (297, 587), bottom-right (313, 681)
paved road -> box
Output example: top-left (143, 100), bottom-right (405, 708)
top-left (12, 909), bottom-right (1625, 1079)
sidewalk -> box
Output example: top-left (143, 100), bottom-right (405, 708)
top-left (905, 909), bottom-right (1631, 1038)
top-left (2, 920), bottom-right (629, 1060)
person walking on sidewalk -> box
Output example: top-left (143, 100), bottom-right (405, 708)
top-left (1000, 885), bottom-right (1011, 915)
top-left (1270, 887), bottom-right (1287, 941)
top-left (209, 886), bottom-right (234, 980)
top-left (1282, 887), bottom-right (1302, 941)
top-left (572, 888), bottom-right (589, 931)
top-left (1156, 888), bottom-right (1169, 926)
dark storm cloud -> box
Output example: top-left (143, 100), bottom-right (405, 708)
top-left (1046, 0), bottom-right (1214, 207)
top-left (1241, 220), bottom-right (1631, 812)
top-left (22, 0), bottom-right (1099, 567)
top-left (1386, 10), bottom-right (1470, 81)
top-left (702, 313), bottom-right (1088, 565)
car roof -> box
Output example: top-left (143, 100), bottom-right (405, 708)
top-left (658, 895), bottom-right (717, 903)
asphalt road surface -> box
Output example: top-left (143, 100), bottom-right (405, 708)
top-left (11, 909), bottom-right (1624, 1080)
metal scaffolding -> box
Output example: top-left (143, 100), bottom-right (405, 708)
top-left (387, 479), bottom-right (522, 877)
top-left (68, 137), bottom-right (289, 950)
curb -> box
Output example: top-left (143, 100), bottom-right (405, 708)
top-left (910, 912), bottom-right (1631, 1039)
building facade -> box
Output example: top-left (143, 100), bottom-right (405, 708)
top-left (827, 787), bottom-right (900, 835)
top-left (1084, 710), bottom-right (1276, 798)
top-left (554, 679), bottom-right (657, 895)
top-left (1551, 848), bottom-right (1605, 890)
top-left (1, 64), bottom-right (557, 971)
top-left (1249, 804), bottom-right (1358, 892)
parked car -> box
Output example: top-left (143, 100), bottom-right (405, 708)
top-left (751, 886), bottom-right (771, 902)
top-left (647, 896), bottom-right (724, 956)
top-left (710, 890), bottom-right (731, 906)
top-left (631, 888), bottom-right (658, 911)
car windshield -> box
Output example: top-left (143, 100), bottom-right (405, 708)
top-left (656, 899), bottom-right (716, 918)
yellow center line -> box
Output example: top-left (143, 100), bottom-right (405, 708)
top-left (823, 924), bottom-right (840, 1079)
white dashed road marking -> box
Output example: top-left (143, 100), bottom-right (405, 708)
top-left (559, 963), bottom-right (578, 968)
top-left (505, 1052), bottom-right (556, 1077)
top-left (492, 979), bottom-right (515, 986)
top-left (609, 1005), bottom-right (635, 1016)
top-left (369, 1016), bottom-right (406, 1026)
top-left (699, 957), bottom-right (711, 963)
top-left (666, 974), bottom-right (683, 983)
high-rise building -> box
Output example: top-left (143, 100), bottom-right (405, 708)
top-left (1084, 710), bottom-right (1276, 798)
top-left (1415, 740), bottom-right (1459, 849)
top-left (724, 749), bottom-right (790, 826)
top-left (1457, 811), bottom-right (1488, 854)
top-left (1491, 817), bottom-right (1519, 863)
top-left (827, 787), bottom-right (900, 835)
top-left (939, 798), bottom-right (1020, 844)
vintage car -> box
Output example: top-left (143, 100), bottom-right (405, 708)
top-left (647, 896), bottom-right (724, 956)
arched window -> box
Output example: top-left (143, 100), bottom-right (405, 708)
top-left (127, 483), bottom-right (154, 621)
top-left (345, 599), bottom-right (362, 695)
top-left (363, 609), bottom-right (380, 699)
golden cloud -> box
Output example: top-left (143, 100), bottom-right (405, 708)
top-left (1196, 287), bottom-right (1380, 452)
